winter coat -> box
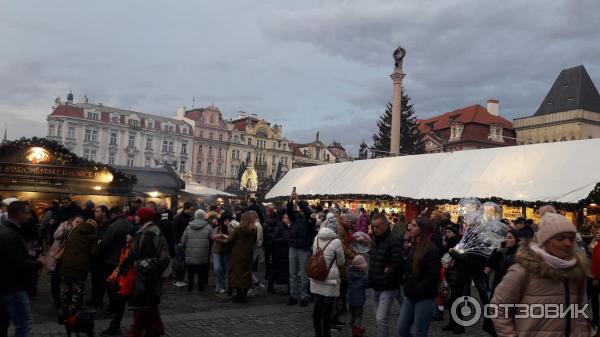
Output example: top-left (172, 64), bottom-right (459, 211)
top-left (173, 212), bottom-right (192, 243)
top-left (60, 221), bottom-right (98, 280)
top-left (212, 222), bottom-right (234, 255)
top-left (403, 243), bottom-right (441, 302)
top-left (485, 244), bottom-right (518, 294)
top-left (271, 222), bottom-right (292, 284)
top-left (119, 222), bottom-right (170, 308)
top-left (445, 236), bottom-right (465, 296)
top-left (591, 242), bottom-right (600, 280)
top-left (228, 225), bottom-right (257, 289)
top-left (42, 220), bottom-right (75, 271)
top-left (0, 219), bottom-right (41, 295)
top-left (368, 228), bottom-right (403, 291)
top-left (56, 203), bottom-right (82, 226)
top-left (99, 216), bottom-right (132, 266)
top-left (263, 213), bottom-right (279, 247)
top-left (356, 213), bottom-right (369, 233)
top-left (108, 239), bottom-right (136, 297)
top-left (309, 227), bottom-right (345, 298)
top-left (180, 218), bottom-right (212, 266)
top-left (288, 201), bottom-right (315, 250)
top-left (491, 242), bottom-right (589, 337)
top-left (347, 267), bottom-right (368, 307)
top-left (157, 216), bottom-right (176, 258)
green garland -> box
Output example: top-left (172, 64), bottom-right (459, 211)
top-left (0, 137), bottom-right (137, 185)
top-left (266, 192), bottom-right (598, 211)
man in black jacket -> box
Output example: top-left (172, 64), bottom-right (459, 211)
top-left (286, 192), bottom-right (315, 307)
top-left (368, 213), bottom-right (403, 337)
top-left (0, 201), bottom-right (41, 337)
top-left (172, 202), bottom-right (195, 287)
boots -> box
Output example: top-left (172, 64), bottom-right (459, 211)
top-left (240, 288), bottom-right (248, 304)
top-left (232, 288), bottom-right (242, 303)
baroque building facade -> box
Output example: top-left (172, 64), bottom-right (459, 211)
top-left (226, 112), bottom-right (293, 188)
top-left (47, 93), bottom-right (194, 172)
top-left (514, 65), bottom-right (600, 144)
top-left (290, 132), bottom-right (352, 168)
top-left (418, 100), bottom-right (516, 153)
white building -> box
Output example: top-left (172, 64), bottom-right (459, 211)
top-left (46, 93), bottom-right (194, 172)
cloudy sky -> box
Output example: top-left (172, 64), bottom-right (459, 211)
top-left (1, 0), bottom-right (599, 155)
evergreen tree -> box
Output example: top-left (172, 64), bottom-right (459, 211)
top-left (371, 92), bottom-right (424, 157)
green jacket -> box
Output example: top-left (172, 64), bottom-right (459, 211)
top-left (61, 221), bottom-right (98, 279)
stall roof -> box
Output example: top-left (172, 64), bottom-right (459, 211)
top-left (181, 182), bottom-right (235, 197)
top-left (266, 138), bottom-right (600, 205)
top-left (113, 166), bottom-right (183, 194)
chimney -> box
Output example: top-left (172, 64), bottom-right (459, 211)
top-left (487, 99), bottom-right (499, 116)
top-left (176, 106), bottom-right (185, 118)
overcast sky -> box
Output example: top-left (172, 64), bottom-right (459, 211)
top-left (1, 0), bottom-right (599, 155)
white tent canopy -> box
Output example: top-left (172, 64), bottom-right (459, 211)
top-left (266, 138), bottom-right (600, 204)
top-left (181, 181), bottom-right (235, 197)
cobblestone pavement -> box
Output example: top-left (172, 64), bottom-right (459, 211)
top-left (26, 273), bottom-right (483, 337)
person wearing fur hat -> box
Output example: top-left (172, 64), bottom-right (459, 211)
top-left (347, 255), bottom-right (368, 337)
top-left (491, 213), bottom-right (589, 337)
top-left (309, 220), bottom-right (345, 337)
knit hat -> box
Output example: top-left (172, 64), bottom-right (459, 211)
top-left (136, 207), bottom-right (155, 224)
top-left (195, 209), bottom-right (206, 220)
top-left (535, 213), bottom-right (576, 245)
top-left (340, 212), bottom-right (358, 224)
top-left (351, 255), bottom-right (368, 272)
top-left (324, 218), bottom-right (338, 233)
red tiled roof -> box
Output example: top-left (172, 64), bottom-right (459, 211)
top-left (289, 143), bottom-right (305, 157)
top-left (418, 104), bottom-right (513, 133)
top-left (230, 117), bottom-right (261, 132)
top-left (49, 105), bottom-right (84, 118)
top-left (185, 109), bottom-right (203, 121)
top-left (328, 147), bottom-right (351, 160)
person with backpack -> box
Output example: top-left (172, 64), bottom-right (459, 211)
top-left (115, 207), bottom-right (170, 337)
top-left (491, 213), bottom-right (589, 337)
top-left (308, 218), bottom-right (345, 337)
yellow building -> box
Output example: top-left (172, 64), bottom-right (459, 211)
top-left (514, 65), bottom-right (600, 144)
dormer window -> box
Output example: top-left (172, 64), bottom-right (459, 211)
top-left (146, 120), bottom-right (154, 129)
top-left (450, 123), bottom-right (464, 141)
top-left (127, 115), bottom-right (140, 127)
top-left (111, 114), bottom-right (120, 123)
top-left (87, 110), bottom-right (99, 120)
top-left (182, 126), bottom-right (188, 135)
top-left (489, 125), bottom-right (504, 142)
top-left (162, 123), bottom-right (174, 133)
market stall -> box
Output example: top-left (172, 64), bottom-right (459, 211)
top-left (266, 138), bottom-right (600, 224)
top-left (179, 180), bottom-right (236, 206)
top-left (0, 138), bottom-right (135, 215)
top-left (113, 165), bottom-right (184, 209)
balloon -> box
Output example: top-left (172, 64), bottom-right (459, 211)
top-left (351, 231), bottom-right (371, 254)
top-left (454, 200), bottom-right (509, 257)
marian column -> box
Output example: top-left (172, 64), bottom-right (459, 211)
top-left (390, 46), bottom-right (406, 155)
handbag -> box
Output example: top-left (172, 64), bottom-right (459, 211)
top-left (51, 228), bottom-right (74, 261)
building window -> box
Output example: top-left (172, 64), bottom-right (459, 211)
top-left (234, 135), bottom-right (239, 143)
top-left (146, 120), bottom-right (154, 129)
top-left (283, 143), bottom-right (287, 150)
top-left (218, 148), bottom-right (222, 158)
top-left (196, 161), bottom-right (202, 173)
top-left (110, 132), bottom-right (117, 145)
top-left (162, 140), bottom-right (168, 152)
top-left (181, 142), bottom-right (187, 154)
top-left (87, 111), bottom-right (99, 120)
top-left (127, 156), bottom-right (135, 166)
top-left (272, 155), bottom-right (276, 163)
top-left (209, 132), bottom-right (213, 140)
top-left (236, 151), bottom-right (240, 159)
top-left (217, 163), bottom-right (222, 174)
top-left (48, 124), bottom-right (55, 137)
top-left (111, 115), bottom-right (120, 123)
top-left (128, 119), bottom-right (140, 127)
top-left (182, 127), bottom-right (188, 135)
top-left (83, 149), bottom-right (90, 159)
top-left (128, 134), bottom-right (136, 147)
top-left (84, 129), bottom-right (91, 141)
top-left (179, 160), bottom-right (186, 172)
top-left (248, 138), bottom-right (252, 146)
top-left (108, 153), bottom-right (115, 164)
top-left (199, 145), bottom-right (203, 155)
top-left (145, 136), bottom-right (153, 150)
top-left (216, 182), bottom-right (221, 190)
top-left (91, 129), bottom-right (98, 142)
top-left (207, 162), bottom-right (212, 174)
top-left (232, 151), bottom-right (236, 160)
top-left (199, 131), bottom-right (203, 139)
top-left (231, 165), bottom-right (235, 175)
top-left (168, 141), bottom-right (174, 153)
top-left (145, 157), bottom-right (151, 168)
top-left (284, 157), bottom-right (288, 165)
top-left (246, 152), bottom-right (251, 162)
top-left (90, 150), bottom-right (96, 161)
top-left (67, 126), bottom-right (75, 139)
top-left (218, 134), bottom-right (223, 142)
top-left (208, 146), bottom-right (213, 156)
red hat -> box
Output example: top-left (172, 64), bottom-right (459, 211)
top-left (136, 207), bottom-right (155, 224)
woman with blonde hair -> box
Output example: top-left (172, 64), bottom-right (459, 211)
top-left (216, 211), bottom-right (257, 303)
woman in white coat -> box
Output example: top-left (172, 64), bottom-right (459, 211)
top-left (309, 220), bottom-right (345, 337)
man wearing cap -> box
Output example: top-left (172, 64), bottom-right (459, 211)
top-left (0, 200), bottom-right (42, 337)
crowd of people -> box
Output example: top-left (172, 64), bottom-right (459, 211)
top-left (1, 192), bottom-right (599, 337)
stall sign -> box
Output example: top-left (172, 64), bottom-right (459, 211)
top-left (0, 162), bottom-right (107, 181)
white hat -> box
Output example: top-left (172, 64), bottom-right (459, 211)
top-left (1, 198), bottom-right (19, 206)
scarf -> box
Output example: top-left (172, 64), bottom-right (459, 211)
top-left (529, 242), bottom-right (577, 270)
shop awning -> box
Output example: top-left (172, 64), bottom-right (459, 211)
top-left (181, 181), bottom-right (235, 197)
top-left (266, 138), bottom-right (600, 205)
top-left (113, 166), bottom-right (184, 196)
